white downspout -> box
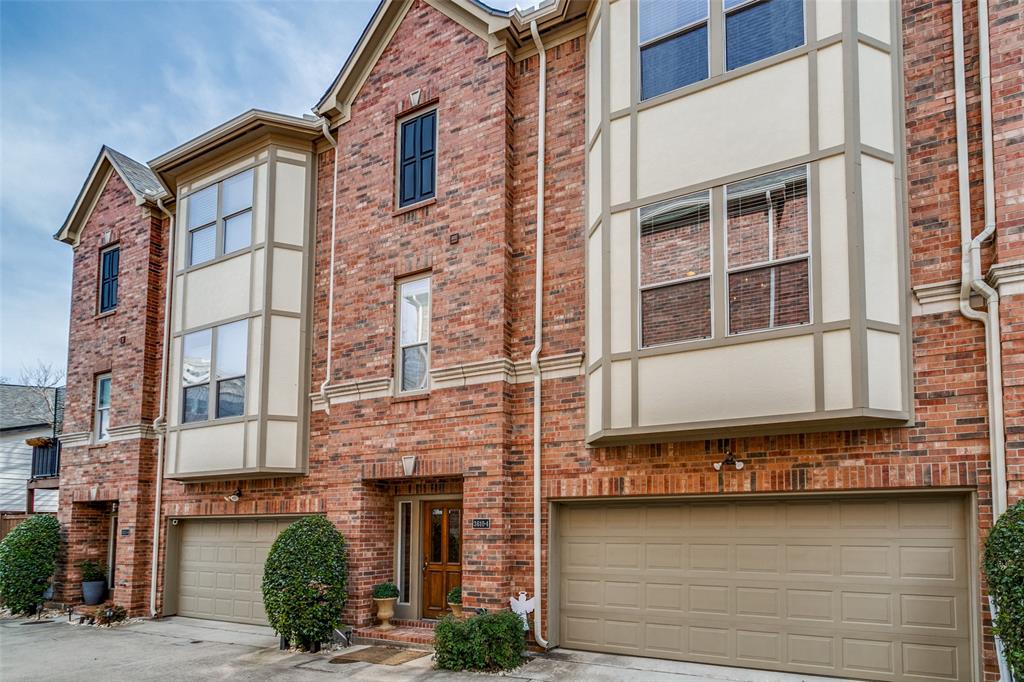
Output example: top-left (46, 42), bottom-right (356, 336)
top-left (319, 120), bottom-right (340, 413)
top-left (149, 197), bottom-right (174, 617)
top-left (528, 20), bottom-right (549, 649)
top-left (952, 2), bottom-right (1011, 679)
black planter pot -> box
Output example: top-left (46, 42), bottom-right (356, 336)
top-left (81, 580), bottom-right (106, 605)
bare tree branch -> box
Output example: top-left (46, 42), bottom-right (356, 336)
top-left (17, 361), bottom-right (65, 431)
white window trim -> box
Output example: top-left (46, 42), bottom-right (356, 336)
top-left (95, 373), bottom-right (111, 441)
top-left (395, 273), bottom-right (432, 395)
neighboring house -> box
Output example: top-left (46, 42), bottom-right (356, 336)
top-left (50, 1), bottom-right (1022, 681)
top-left (0, 384), bottom-right (62, 513)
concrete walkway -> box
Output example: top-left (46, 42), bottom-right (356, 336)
top-left (0, 615), bottom-right (856, 682)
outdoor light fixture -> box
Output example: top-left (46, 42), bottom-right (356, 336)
top-left (713, 450), bottom-right (744, 471)
top-left (402, 455), bottom-right (417, 476)
top-left (224, 489), bottom-right (242, 503)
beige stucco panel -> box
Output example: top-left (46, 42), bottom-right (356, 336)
top-left (609, 117), bottom-right (631, 206)
top-left (587, 17), bottom-right (602, 142)
top-left (637, 335), bottom-right (815, 426)
top-left (822, 329), bottom-right (853, 411)
top-left (637, 57), bottom-right (809, 198)
top-left (609, 211), bottom-right (632, 354)
top-left (858, 0), bottom-right (892, 44)
top-left (254, 164), bottom-right (268, 245)
top-left (818, 155), bottom-right (850, 322)
top-left (245, 420), bottom-right (258, 468)
top-left (858, 43), bottom-right (894, 153)
top-left (861, 156), bottom-right (900, 325)
top-left (266, 315), bottom-right (301, 417)
top-left (817, 44), bottom-right (845, 150)
top-left (610, 360), bottom-right (631, 429)
top-left (250, 247), bottom-right (265, 312)
top-left (167, 336), bottom-right (182, 424)
top-left (265, 420), bottom-right (297, 469)
top-left (184, 254), bottom-right (252, 330)
top-left (867, 329), bottom-right (903, 411)
top-left (608, 0), bottom-right (630, 112)
top-left (271, 248), bottom-right (303, 313)
top-left (273, 162), bottom-right (307, 246)
top-left (188, 155), bottom-right (257, 193)
top-left (588, 134), bottom-right (602, 227)
top-left (172, 273), bottom-right (185, 333)
top-left (588, 225), bottom-right (603, 359)
top-left (817, 0), bottom-right (843, 38)
top-left (588, 367), bottom-right (602, 437)
top-left (176, 421), bottom-right (245, 473)
top-left (246, 316), bottom-right (263, 416)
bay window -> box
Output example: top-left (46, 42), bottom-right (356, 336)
top-left (186, 168), bottom-right (254, 267)
top-left (182, 319), bottom-right (248, 422)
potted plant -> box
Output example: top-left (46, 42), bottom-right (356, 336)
top-left (372, 582), bottom-right (399, 631)
top-left (78, 560), bottom-right (107, 605)
top-left (447, 586), bottom-right (463, 618)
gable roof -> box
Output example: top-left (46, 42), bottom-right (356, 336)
top-left (0, 384), bottom-right (63, 432)
top-left (54, 146), bottom-right (166, 245)
top-left (314, 0), bottom-right (588, 122)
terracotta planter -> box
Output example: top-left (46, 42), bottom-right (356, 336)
top-left (374, 597), bottom-right (397, 630)
top-left (448, 602), bottom-right (463, 618)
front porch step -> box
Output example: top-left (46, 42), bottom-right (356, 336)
top-left (351, 623), bottom-right (435, 650)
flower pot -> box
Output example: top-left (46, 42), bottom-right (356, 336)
top-left (374, 597), bottom-right (397, 631)
top-left (42, 584), bottom-right (54, 601)
top-left (448, 602), bottom-right (463, 618)
top-left (81, 580), bottom-right (106, 605)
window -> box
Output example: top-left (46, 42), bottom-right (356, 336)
top-left (95, 374), bottom-right (111, 440)
top-left (639, 0), bottom-right (709, 100)
top-left (725, 0), bottom-right (804, 71)
top-left (640, 190), bottom-right (712, 347)
top-left (99, 246), bottom-right (119, 313)
top-left (398, 501), bottom-right (412, 604)
top-left (397, 276), bottom-right (431, 392)
top-left (181, 320), bottom-right (248, 423)
top-left (726, 165), bottom-right (809, 334)
top-left (398, 110), bottom-right (436, 208)
top-left (186, 168), bottom-right (254, 267)
top-left (638, 0), bottom-right (804, 101)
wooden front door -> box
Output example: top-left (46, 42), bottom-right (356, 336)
top-left (421, 500), bottom-right (461, 619)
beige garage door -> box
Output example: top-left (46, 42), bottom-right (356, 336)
top-left (558, 496), bottom-right (973, 681)
top-left (177, 517), bottom-right (293, 625)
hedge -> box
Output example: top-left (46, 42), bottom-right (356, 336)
top-left (261, 516), bottom-right (348, 649)
top-left (0, 515), bottom-right (61, 614)
top-left (434, 610), bottom-right (525, 672)
top-left (984, 500), bottom-right (1024, 677)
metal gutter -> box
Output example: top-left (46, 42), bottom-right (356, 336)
top-left (319, 121), bottom-right (340, 413)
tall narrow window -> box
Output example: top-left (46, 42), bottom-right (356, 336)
top-left (398, 501), bottom-right (412, 604)
top-left (397, 276), bottom-right (431, 393)
top-left (95, 374), bottom-right (111, 441)
top-left (726, 165), bottom-right (809, 334)
top-left (725, 0), bottom-right (804, 71)
top-left (181, 320), bottom-right (248, 423)
top-left (639, 190), bottom-right (712, 347)
top-left (398, 110), bottom-right (436, 208)
top-left (99, 246), bottom-right (119, 313)
top-left (639, 0), bottom-right (709, 100)
top-left (186, 168), bottom-right (254, 266)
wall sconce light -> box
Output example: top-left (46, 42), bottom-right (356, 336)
top-left (224, 489), bottom-right (242, 503)
top-left (402, 456), bottom-right (417, 476)
top-left (713, 450), bottom-right (744, 471)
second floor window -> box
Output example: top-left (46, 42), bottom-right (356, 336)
top-left (99, 246), bottom-right (119, 313)
top-left (397, 275), bottom-right (431, 392)
top-left (182, 319), bottom-right (248, 423)
top-left (398, 109), bottom-right (436, 208)
top-left (95, 374), bottom-right (111, 440)
top-left (639, 0), bottom-right (804, 101)
top-left (187, 168), bottom-right (254, 267)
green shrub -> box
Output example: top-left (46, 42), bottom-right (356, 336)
top-left (984, 501), bottom-right (1024, 677)
top-left (0, 515), bottom-right (60, 614)
top-left (261, 516), bottom-right (348, 649)
top-left (77, 560), bottom-right (106, 582)
top-left (372, 582), bottom-right (398, 599)
top-left (446, 585), bottom-right (461, 604)
top-left (434, 610), bottom-right (525, 672)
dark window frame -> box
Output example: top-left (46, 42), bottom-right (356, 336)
top-left (185, 168), bottom-right (255, 268)
top-left (180, 319), bottom-right (249, 424)
top-left (98, 245), bottom-right (120, 313)
top-left (396, 108), bottom-right (437, 209)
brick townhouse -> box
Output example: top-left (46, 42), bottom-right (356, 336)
top-left (51, 0), bottom-right (1021, 680)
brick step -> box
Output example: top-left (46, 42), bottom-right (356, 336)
top-left (351, 624), bottom-right (435, 650)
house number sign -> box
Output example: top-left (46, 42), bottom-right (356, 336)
top-left (471, 518), bottom-right (491, 529)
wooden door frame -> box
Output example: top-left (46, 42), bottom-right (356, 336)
top-left (393, 494), bottom-right (461, 621)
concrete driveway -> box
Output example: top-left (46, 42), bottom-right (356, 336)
top-left (0, 615), bottom-right (854, 682)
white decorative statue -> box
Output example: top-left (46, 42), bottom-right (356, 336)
top-left (509, 591), bottom-right (534, 631)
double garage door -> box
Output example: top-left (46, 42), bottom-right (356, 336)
top-left (558, 495), bottom-right (972, 681)
top-left (177, 517), bottom-right (293, 625)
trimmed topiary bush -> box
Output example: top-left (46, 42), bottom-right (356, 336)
top-left (372, 582), bottom-right (399, 599)
top-left (261, 516), bottom-right (348, 649)
top-left (0, 515), bottom-right (60, 614)
top-left (434, 610), bottom-right (525, 672)
top-left (984, 500), bottom-right (1024, 677)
